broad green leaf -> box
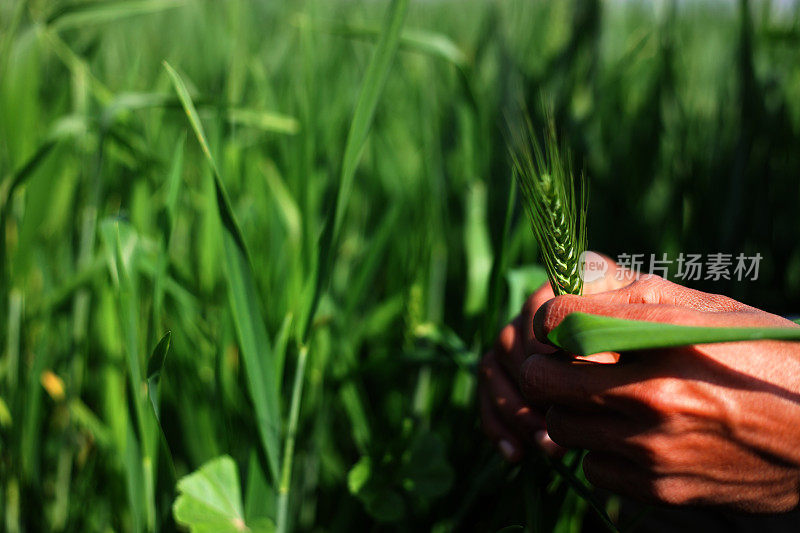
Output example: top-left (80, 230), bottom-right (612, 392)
top-left (165, 61), bottom-right (281, 484)
top-left (401, 433), bottom-right (453, 499)
top-left (549, 312), bottom-right (800, 356)
top-left (346, 456), bottom-right (405, 524)
top-left (174, 456), bottom-right (275, 533)
top-left (360, 488), bottom-right (405, 523)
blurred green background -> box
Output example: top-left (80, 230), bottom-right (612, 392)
top-left (3, 0), bottom-right (800, 531)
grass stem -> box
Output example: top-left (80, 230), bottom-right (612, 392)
top-left (276, 344), bottom-right (309, 533)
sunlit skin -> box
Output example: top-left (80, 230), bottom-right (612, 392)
top-left (479, 254), bottom-right (800, 512)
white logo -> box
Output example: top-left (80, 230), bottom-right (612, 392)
top-left (580, 251), bottom-right (608, 283)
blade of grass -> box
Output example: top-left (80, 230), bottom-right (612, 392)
top-left (227, 108), bottom-right (299, 135)
top-left (483, 177), bottom-right (516, 344)
top-left (273, 313), bottom-right (294, 391)
top-left (1, 141), bottom-right (59, 323)
top-left (146, 332), bottom-right (171, 422)
top-left (103, 220), bottom-right (157, 532)
top-left (1, 140), bottom-right (58, 214)
top-left (305, 0), bottom-right (409, 339)
top-left (318, 23), bottom-right (469, 71)
top-left (152, 135), bottom-right (184, 344)
top-left (47, 0), bottom-right (187, 31)
top-left (464, 182), bottom-right (493, 316)
top-left (275, 344), bottom-right (308, 533)
top-left (550, 312), bottom-right (800, 356)
top-left (145, 331), bottom-right (178, 486)
top-left (279, 2), bottom-right (409, 532)
top-left (164, 61), bottom-right (281, 484)
top-left (37, 27), bottom-right (113, 104)
top-left (538, 453), bottom-right (619, 533)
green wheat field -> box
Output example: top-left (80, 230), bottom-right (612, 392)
top-left (3, 0), bottom-right (800, 531)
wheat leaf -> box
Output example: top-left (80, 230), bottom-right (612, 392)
top-left (549, 312), bottom-right (800, 356)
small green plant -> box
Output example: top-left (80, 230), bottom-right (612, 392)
top-left (508, 109), bottom-right (587, 297)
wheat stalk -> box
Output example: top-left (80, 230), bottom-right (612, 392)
top-left (508, 110), bottom-right (587, 296)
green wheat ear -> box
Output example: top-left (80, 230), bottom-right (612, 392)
top-left (508, 110), bottom-right (587, 296)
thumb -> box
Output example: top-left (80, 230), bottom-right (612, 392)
top-left (532, 275), bottom-right (779, 346)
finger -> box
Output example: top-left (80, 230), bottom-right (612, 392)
top-left (481, 351), bottom-right (564, 456)
top-left (520, 284), bottom-right (558, 355)
top-left (545, 406), bottom-right (650, 461)
top-left (518, 353), bottom-right (641, 410)
top-left (489, 375), bottom-right (563, 456)
top-left (483, 350), bottom-right (547, 437)
top-left (582, 452), bottom-right (659, 501)
top-left (494, 316), bottom-right (531, 376)
top-left (533, 280), bottom-right (792, 347)
top-left (494, 316), bottom-right (615, 377)
top-left (582, 452), bottom-right (691, 506)
top-left (479, 387), bottom-right (524, 462)
top-left (518, 252), bottom-right (633, 355)
top-left (587, 275), bottom-right (750, 311)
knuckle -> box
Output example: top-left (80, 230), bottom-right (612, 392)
top-left (498, 324), bottom-right (516, 354)
top-left (537, 295), bottom-right (579, 333)
top-left (636, 378), bottom-right (684, 416)
top-left (519, 355), bottom-right (548, 402)
top-left (478, 353), bottom-right (495, 381)
top-left (630, 274), bottom-right (662, 290)
top-left (512, 405), bottom-right (534, 427)
top-left (629, 436), bottom-right (660, 464)
top-left (628, 434), bottom-right (676, 473)
top-left (625, 275), bottom-right (669, 302)
top-left (649, 477), bottom-right (691, 506)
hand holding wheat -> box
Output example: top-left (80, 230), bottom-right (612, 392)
top-left (483, 270), bottom-right (800, 512)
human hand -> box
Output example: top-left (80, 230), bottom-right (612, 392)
top-left (521, 274), bottom-right (800, 512)
top-left (479, 252), bottom-right (634, 460)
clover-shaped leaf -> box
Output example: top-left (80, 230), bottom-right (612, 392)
top-left (173, 455), bottom-right (274, 533)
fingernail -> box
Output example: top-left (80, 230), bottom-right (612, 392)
top-left (498, 439), bottom-right (517, 461)
top-left (535, 430), bottom-right (555, 448)
top-left (535, 430), bottom-right (561, 456)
